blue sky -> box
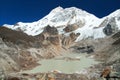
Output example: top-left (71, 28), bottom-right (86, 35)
top-left (0, 0), bottom-right (120, 25)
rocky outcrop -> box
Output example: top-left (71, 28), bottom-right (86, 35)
top-left (43, 25), bottom-right (58, 35)
top-left (74, 45), bottom-right (94, 53)
top-left (63, 24), bottom-right (79, 32)
top-left (62, 32), bottom-right (80, 47)
top-left (103, 18), bottom-right (118, 36)
top-left (36, 25), bottom-right (60, 46)
top-left (34, 25), bottom-right (81, 58)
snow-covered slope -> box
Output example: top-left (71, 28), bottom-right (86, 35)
top-left (3, 7), bottom-right (120, 41)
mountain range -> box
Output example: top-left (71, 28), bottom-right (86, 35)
top-left (3, 7), bottom-right (120, 41)
top-left (0, 7), bottom-right (120, 79)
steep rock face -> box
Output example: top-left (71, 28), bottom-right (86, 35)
top-left (103, 18), bottom-right (118, 35)
top-left (36, 25), bottom-right (60, 46)
top-left (38, 25), bottom-right (80, 47)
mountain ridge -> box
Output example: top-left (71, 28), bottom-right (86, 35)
top-left (3, 7), bottom-right (120, 41)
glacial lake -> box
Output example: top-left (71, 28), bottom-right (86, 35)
top-left (23, 53), bottom-right (98, 74)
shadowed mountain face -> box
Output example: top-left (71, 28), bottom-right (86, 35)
top-left (0, 27), bottom-right (36, 42)
top-left (0, 27), bottom-right (37, 47)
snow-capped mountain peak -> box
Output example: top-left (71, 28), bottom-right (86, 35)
top-left (4, 7), bottom-right (100, 35)
top-left (3, 7), bottom-right (120, 41)
top-left (51, 6), bottom-right (64, 13)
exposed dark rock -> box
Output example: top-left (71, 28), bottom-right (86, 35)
top-left (103, 24), bottom-right (113, 35)
top-left (103, 18), bottom-right (118, 36)
top-left (8, 77), bottom-right (20, 80)
top-left (76, 45), bottom-right (94, 53)
top-left (70, 33), bottom-right (76, 39)
top-left (44, 25), bottom-right (58, 35)
top-left (47, 36), bottom-right (60, 45)
top-left (112, 31), bottom-right (120, 39)
top-left (36, 33), bottom-right (45, 41)
top-left (63, 24), bottom-right (78, 32)
top-left (37, 25), bottom-right (62, 46)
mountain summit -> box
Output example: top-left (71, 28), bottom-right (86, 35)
top-left (3, 7), bottom-right (120, 41)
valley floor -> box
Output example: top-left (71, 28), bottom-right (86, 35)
top-left (1, 53), bottom-right (104, 80)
